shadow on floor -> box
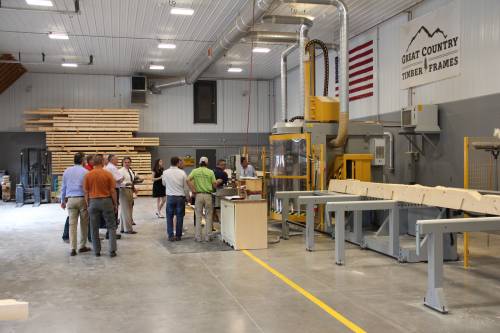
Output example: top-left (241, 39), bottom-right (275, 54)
top-left (158, 236), bottom-right (233, 254)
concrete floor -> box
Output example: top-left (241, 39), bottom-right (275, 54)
top-left (1, 198), bottom-right (500, 333)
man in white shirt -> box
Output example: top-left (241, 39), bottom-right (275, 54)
top-left (105, 154), bottom-right (124, 238)
top-left (162, 156), bottom-right (190, 241)
top-left (119, 157), bottom-right (138, 234)
top-left (240, 156), bottom-right (256, 178)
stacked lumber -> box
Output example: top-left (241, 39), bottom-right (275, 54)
top-left (25, 108), bottom-right (139, 132)
top-left (329, 179), bottom-right (500, 216)
top-left (25, 108), bottom-right (159, 196)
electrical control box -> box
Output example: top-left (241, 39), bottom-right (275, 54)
top-left (401, 104), bottom-right (440, 133)
top-left (370, 138), bottom-right (386, 166)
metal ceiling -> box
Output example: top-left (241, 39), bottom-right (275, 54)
top-left (0, 0), bottom-right (421, 79)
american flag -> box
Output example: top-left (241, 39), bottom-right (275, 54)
top-left (335, 39), bottom-right (375, 102)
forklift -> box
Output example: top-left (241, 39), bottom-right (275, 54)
top-left (16, 148), bottom-right (51, 207)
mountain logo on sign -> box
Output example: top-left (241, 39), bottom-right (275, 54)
top-left (406, 26), bottom-right (448, 52)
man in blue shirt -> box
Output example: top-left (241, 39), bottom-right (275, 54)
top-left (240, 156), bottom-right (256, 178)
top-left (213, 159), bottom-right (228, 188)
top-left (60, 152), bottom-right (91, 256)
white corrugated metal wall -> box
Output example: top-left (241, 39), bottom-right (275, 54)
top-left (275, 0), bottom-right (500, 120)
top-left (0, 73), bottom-right (272, 133)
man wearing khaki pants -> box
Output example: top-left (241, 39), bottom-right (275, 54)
top-left (119, 157), bottom-right (138, 234)
top-left (60, 152), bottom-right (91, 256)
top-left (187, 157), bottom-right (221, 242)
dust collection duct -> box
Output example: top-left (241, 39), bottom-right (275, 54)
top-left (152, 0), bottom-right (277, 90)
top-left (260, 15), bottom-right (313, 122)
top-left (241, 31), bottom-right (299, 44)
top-left (283, 0), bottom-right (349, 148)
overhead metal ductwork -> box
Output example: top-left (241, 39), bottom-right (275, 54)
top-left (283, 0), bottom-right (349, 148)
top-left (152, 0), bottom-right (277, 91)
top-left (280, 43), bottom-right (298, 122)
top-left (241, 31), bottom-right (299, 44)
top-left (260, 15), bottom-right (313, 123)
top-left (261, 14), bottom-right (313, 26)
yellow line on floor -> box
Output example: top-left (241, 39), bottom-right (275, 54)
top-left (242, 250), bottom-right (366, 333)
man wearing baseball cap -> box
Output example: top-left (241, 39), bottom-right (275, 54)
top-left (187, 156), bottom-right (221, 242)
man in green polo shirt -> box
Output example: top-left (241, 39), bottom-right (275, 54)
top-left (187, 157), bottom-right (221, 242)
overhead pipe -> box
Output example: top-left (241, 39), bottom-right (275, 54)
top-left (261, 14), bottom-right (313, 26)
top-left (0, 0), bottom-right (80, 15)
top-left (241, 31), bottom-right (299, 44)
top-left (284, 0), bottom-right (349, 148)
top-left (152, 30), bottom-right (299, 92)
top-left (281, 43), bottom-right (298, 122)
top-left (260, 15), bottom-right (313, 122)
top-left (153, 0), bottom-right (276, 91)
top-left (299, 24), bottom-right (309, 120)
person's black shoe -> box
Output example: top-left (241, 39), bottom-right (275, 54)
top-left (95, 252), bottom-right (101, 257)
top-left (168, 236), bottom-right (176, 242)
top-left (175, 236), bottom-right (181, 241)
top-left (70, 250), bottom-right (77, 256)
top-left (78, 247), bottom-right (91, 253)
top-left (110, 251), bottom-right (117, 257)
top-left (132, 222), bottom-right (136, 225)
top-left (124, 231), bottom-right (137, 234)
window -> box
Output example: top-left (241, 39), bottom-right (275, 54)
top-left (194, 80), bottom-right (217, 124)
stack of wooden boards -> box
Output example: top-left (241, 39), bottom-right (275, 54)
top-left (25, 108), bottom-right (159, 196)
top-left (329, 179), bottom-right (500, 215)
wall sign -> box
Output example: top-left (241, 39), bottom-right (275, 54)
top-left (400, 1), bottom-right (461, 89)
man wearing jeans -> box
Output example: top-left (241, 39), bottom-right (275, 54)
top-left (188, 157), bottom-right (221, 242)
top-left (84, 154), bottom-right (118, 257)
top-left (162, 156), bottom-right (190, 241)
top-left (60, 152), bottom-right (91, 256)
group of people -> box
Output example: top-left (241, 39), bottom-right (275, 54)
top-left (60, 153), bottom-right (256, 256)
top-left (153, 156), bottom-right (224, 242)
top-left (153, 156), bottom-right (255, 242)
top-left (60, 153), bottom-right (140, 257)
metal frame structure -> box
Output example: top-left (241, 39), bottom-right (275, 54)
top-left (275, 190), bottom-right (317, 239)
top-left (326, 200), bottom-right (398, 265)
top-left (297, 193), bottom-right (359, 250)
top-left (416, 216), bottom-right (500, 313)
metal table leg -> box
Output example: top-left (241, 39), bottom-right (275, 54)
top-left (352, 210), bottom-right (363, 244)
top-left (281, 198), bottom-right (290, 240)
top-left (389, 204), bottom-right (400, 258)
top-left (335, 209), bottom-right (346, 265)
top-left (305, 203), bottom-right (315, 251)
top-left (424, 231), bottom-right (448, 313)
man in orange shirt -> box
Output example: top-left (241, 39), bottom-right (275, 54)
top-left (84, 154), bottom-right (118, 257)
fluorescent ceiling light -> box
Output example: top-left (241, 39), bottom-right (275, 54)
top-left (26, 0), bottom-right (53, 6)
top-left (61, 63), bottom-right (78, 68)
top-left (149, 64), bottom-right (165, 70)
top-left (49, 33), bottom-right (69, 40)
top-left (158, 43), bottom-right (176, 49)
top-left (253, 47), bottom-right (271, 53)
top-left (227, 67), bottom-right (243, 73)
top-left (170, 7), bottom-right (194, 15)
